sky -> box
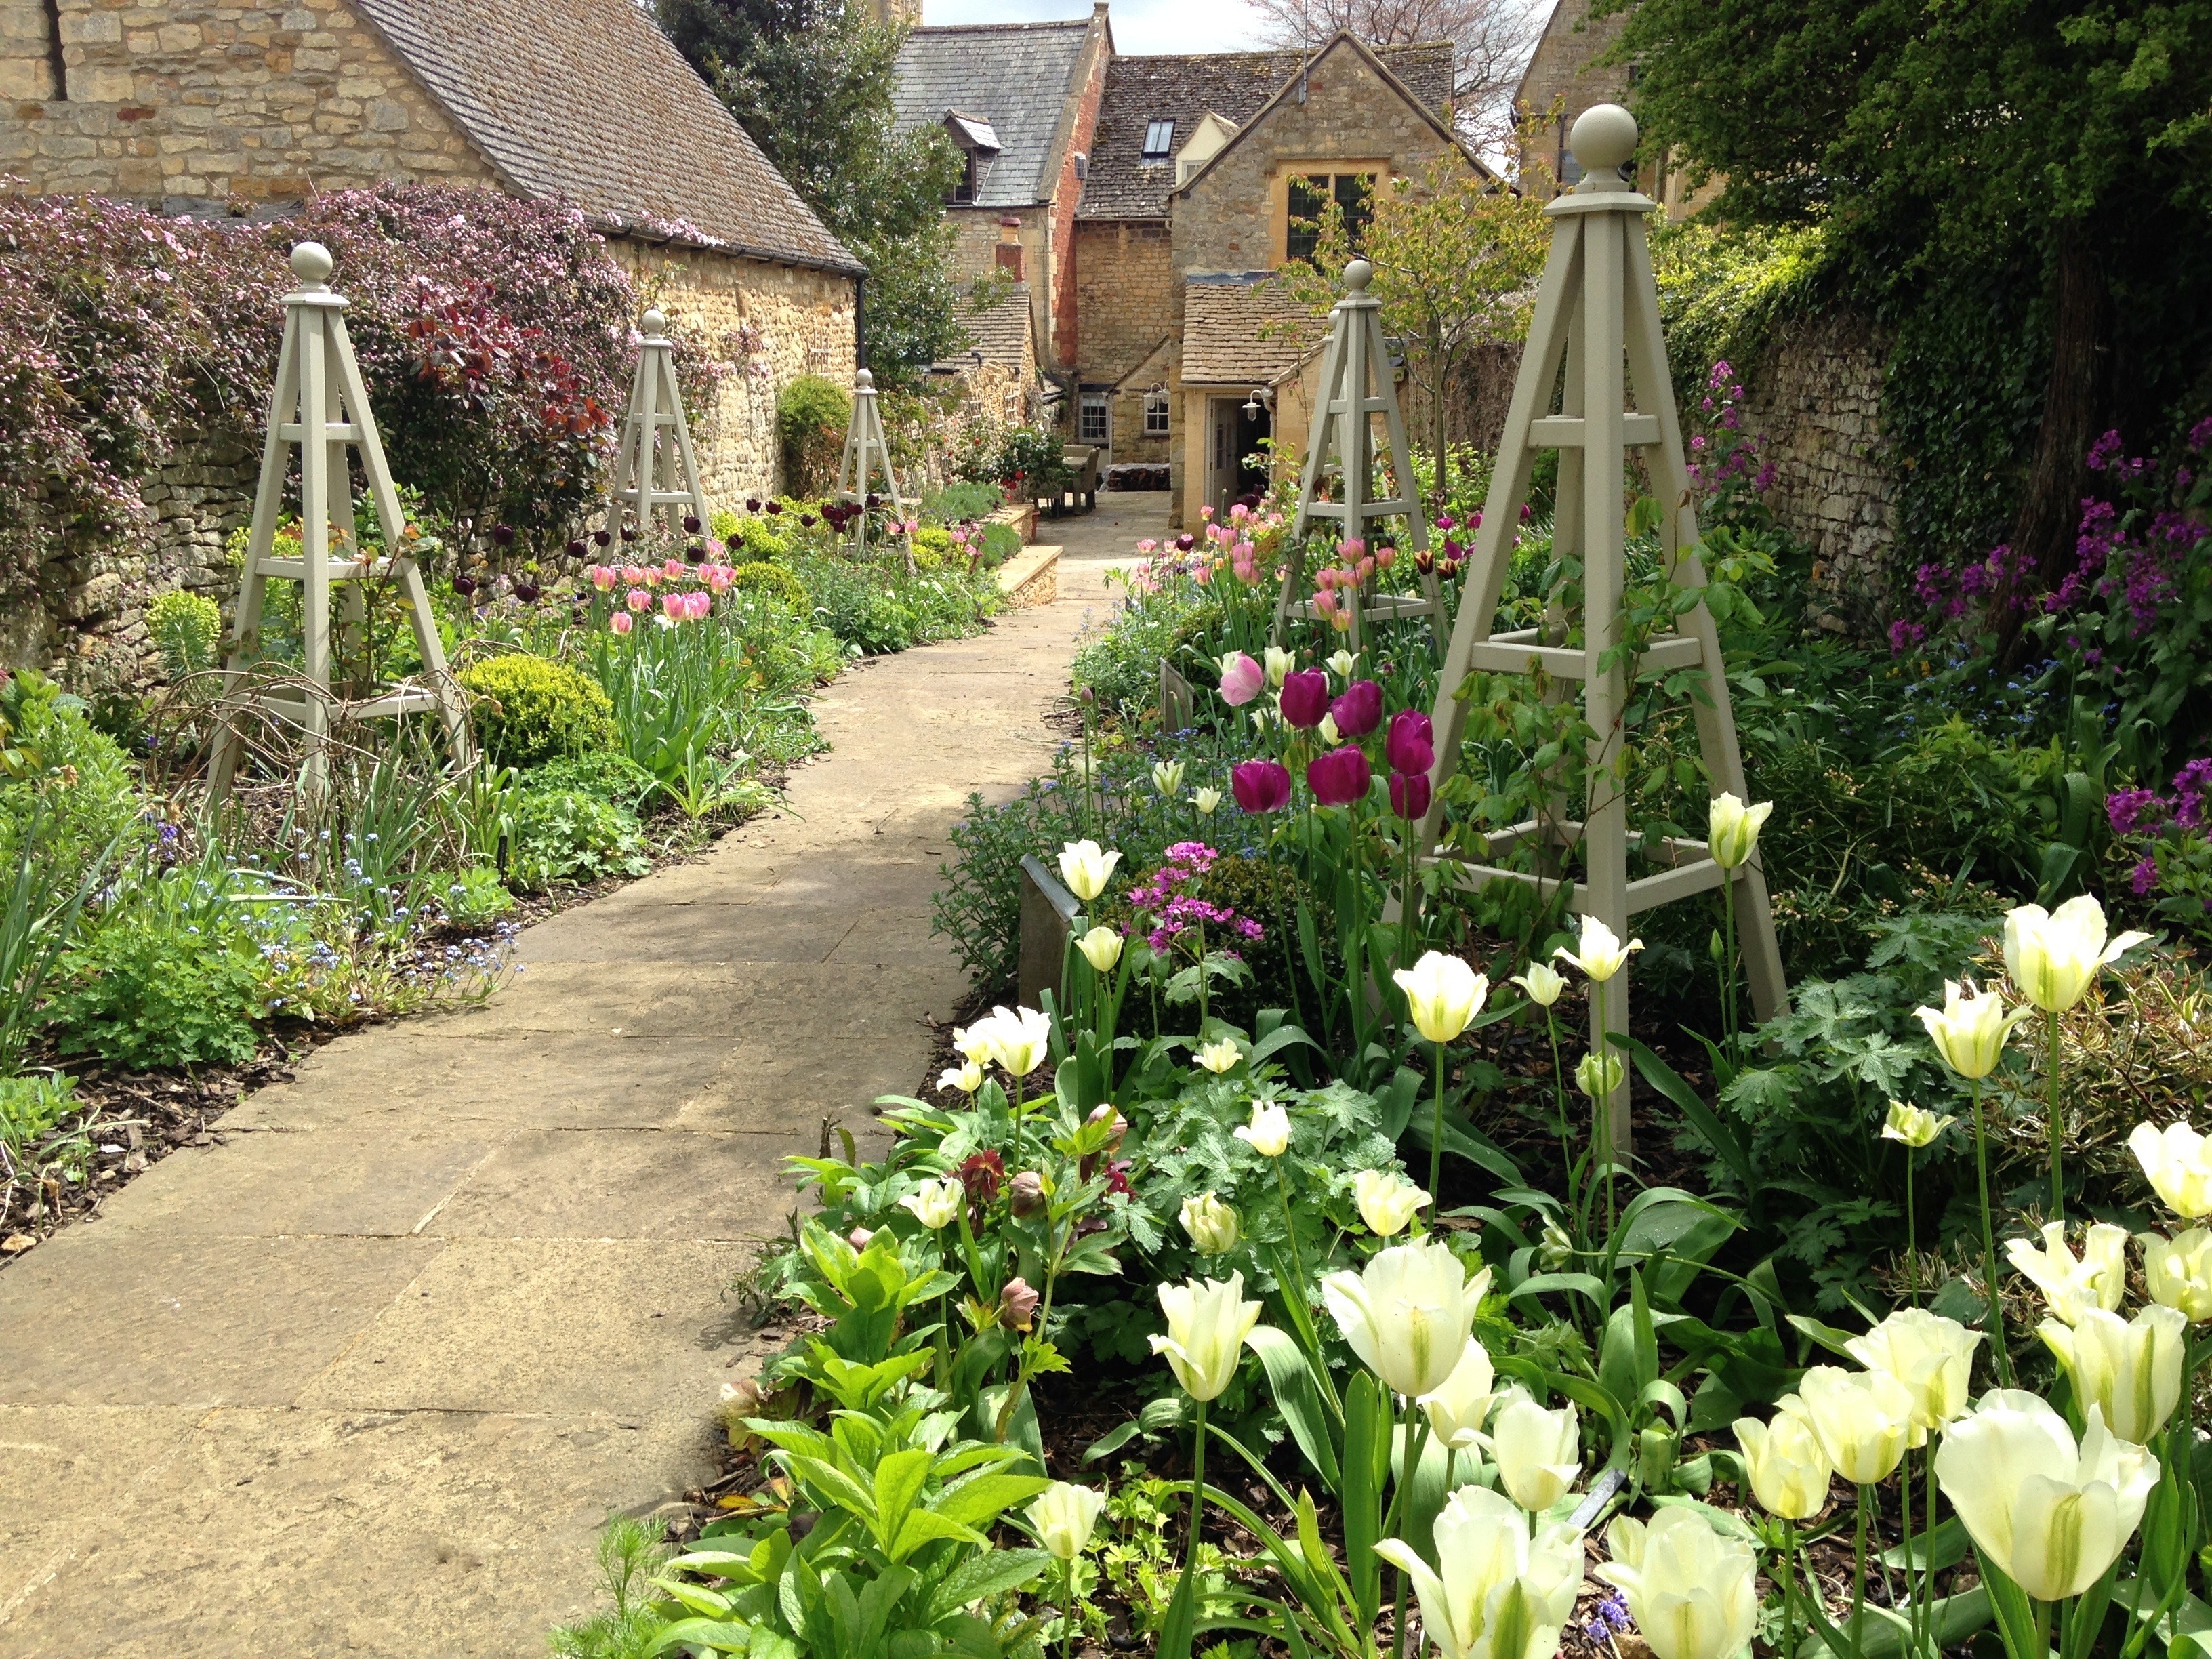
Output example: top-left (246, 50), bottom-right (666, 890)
top-left (923, 0), bottom-right (1258, 56)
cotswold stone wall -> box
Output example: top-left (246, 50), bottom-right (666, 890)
top-left (607, 239), bottom-right (858, 508)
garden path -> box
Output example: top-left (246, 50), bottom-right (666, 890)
top-left (0, 499), bottom-right (1160, 1656)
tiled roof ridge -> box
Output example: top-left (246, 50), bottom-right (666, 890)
top-left (907, 19), bottom-right (1095, 33)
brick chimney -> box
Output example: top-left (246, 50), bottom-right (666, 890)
top-left (995, 218), bottom-right (1024, 281)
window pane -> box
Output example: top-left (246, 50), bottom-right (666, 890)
top-left (1286, 173), bottom-right (1330, 263)
top-left (1143, 119), bottom-right (1174, 158)
top-left (1336, 173), bottom-right (1374, 252)
top-left (1144, 392), bottom-right (1170, 435)
top-left (1080, 395), bottom-right (1108, 443)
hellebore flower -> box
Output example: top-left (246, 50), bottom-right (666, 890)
top-left (1029, 1481), bottom-right (1107, 1561)
top-left (2040, 1304), bottom-right (2186, 1443)
top-left (1331, 678), bottom-right (1384, 739)
top-left (1152, 759), bottom-right (1185, 796)
top-left (1846, 1308), bottom-right (1983, 1435)
top-left (1279, 668), bottom-right (1330, 729)
top-left (1511, 962), bottom-right (1567, 1007)
top-left (1916, 978), bottom-right (2030, 1080)
top-left (2143, 1228), bottom-right (2212, 1322)
top-left (1555, 914), bottom-right (1642, 983)
top-left (1231, 759), bottom-right (1292, 812)
top-left (1010, 1170), bottom-right (1047, 1217)
top-left (2003, 895), bottom-right (2150, 1014)
top-left (1076, 926), bottom-right (1123, 973)
top-left (1734, 1401), bottom-right (1832, 1519)
top-left (1235, 1099), bottom-right (1292, 1157)
top-left (1217, 651), bottom-right (1264, 706)
top-left (2007, 1219), bottom-right (2129, 1325)
top-left (1418, 1336), bottom-right (1500, 1450)
top-left (1597, 1507), bottom-right (1759, 1659)
top-left (1353, 1168), bottom-right (1431, 1237)
top-left (1393, 950), bottom-right (1488, 1044)
top-left (960, 1149), bottom-right (1004, 1204)
top-left (1181, 1191), bottom-right (1240, 1254)
top-left (1000, 1277), bottom-right (1041, 1331)
top-left (1799, 1364), bottom-right (1913, 1483)
top-left (1376, 1484), bottom-right (1584, 1659)
top-left (1936, 1390), bottom-right (2158, 1603)
top-left (1307, 745), bottom-right (1372, 806)
top-left (1492, 1389), bottom-right (1583, 1511)
top-left (1385, 708), bottom-right (1435, 774)
top-left (1193, 786), bottom-right (1222, 816)
top-left (2129, 1121), bottom-right (2212, 1219)
top-left (1882, 1100), bottom-right (1953, 1148)
top-left (1388, 768), bottom-right (1432, 820)
top-left (1320, 1235), bottom-right (1488, 1398)
top-left (1194, 1037), bottom-right (1242, 1074)
top-left (1151, 1271), bottom-right (1262, 1401)
top-left (899, 1176), bottom-right (964, 1229)
top-left (1263, 645), bottom-right (1294, 687)
top-left (1057, 839), bottom-right (1121, 903)
top-left (1705, 792), bottom-right (1774, 869)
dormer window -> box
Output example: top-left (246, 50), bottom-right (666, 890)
top-left (944, 110), bottom-right (1001, 205)
top-left (1174, 112), bottom-right (1237, 186)
top-left (1141, 119), bottom-right (1175, 160)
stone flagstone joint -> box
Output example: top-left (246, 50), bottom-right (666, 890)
top-left (604, 308), bottom-right (712, 544)
top-left (209, 241), bottom-right (469, 798)
top-left (1412, 104), bottom-right (1788, 1152)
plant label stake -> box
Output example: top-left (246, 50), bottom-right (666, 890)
top-left (835, 368), bottom-right (914, 570)
top-left (1412, 106), bottom-right (1788, 1154)
top-left (602, 306), bottom-right (709, 542)
top-left (209, 241), bottom-right (468, 798)
top-left (1272, 258), bottom-right (1446, 657)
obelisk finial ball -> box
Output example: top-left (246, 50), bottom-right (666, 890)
top-left (1345, 258), bottom-right (1373, 291)
top-left (1569, 104), bottom-right (1638, 171)
top-left (642, 308), bottom-right (667, 334)
top-left (856, 368), bottom-right (875, 389)
top-left (289, 242), bottom-right (333, 283)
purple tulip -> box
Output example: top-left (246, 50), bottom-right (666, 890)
top-left (1218, 652), bottom-right (1265, 708)
top-left (1231, 759), bottom-right (1292, 813)
top-left (1385, 709), bottom-right (1435, 775)
top-left (1307, 745), bottom-right (1372, 807)
top-left (1331, 679), bottom-right (1384, 740)
top-left (1389, 768), bottom-right (1432, 820)
top-left (1279, 668), bottom-right (1330, 729)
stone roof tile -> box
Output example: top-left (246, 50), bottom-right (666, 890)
top-left (893, 21), bottom-right (1098, 209)
top-left (1181, 274), bottom-right (1318, 385)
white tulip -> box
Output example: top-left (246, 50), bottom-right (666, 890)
top-left (2003, 895), bottom-right (2148, 1014)
top-left (1194, 1037), bottom-right (1242, 1075)
top-left (979, 1004), bottom-right (1052, 1078)
top-left (1574, 1049), bottom-right (1624, 1101)
top-left (1553, 914), bottom-right (1642, 983)
top-left (1151, 1271), bottom-right (1262, 1401)
top-left (2007, 1219), bottom-right (2129, 1326)
top-left (2040, 1304), bottom-right (2186, 1445)
top-left (1845, 1308), bottom-right (1983, 1434)
top-left (1075, 926), bottom-right (1123, 973)
top-left (936, 1061), bottom-right (984, 1095)
top-left (1510, 962), bottom-right (1567, 1008)
top-left (1328, 649), bottom-right (1358, 680)
top-left (1706, 792), bottom-right (1774, 869)
top-left (1233, 1099), bottom-right (1292, 1158)
top-left (1881, 1100), bottom-right (1954, 1149)
top-left (1392, 950), bottom-right (1489, 1044)
top-left (899, 1175), bottom-right (964, 1230)
top-left (1376, 1485), bottom-right (1584, 1659)
top-left (1320, 1236), bottom-right (1488, 1399)
top-left (1057, 838), bottom-right (1121, 903)
top-left (1319, 712), bottom-right (1342, 745)
top-left (1936, 1390), bottom-right (2158, 1602)
top-left (1916, 977), bottom-right (2030, 1081)
top-left (1799, 1364), bottom-right (1913, 1483)
top-left (1734, 1400), bottom-right (1832, 1519)
top-left (1597, 1507), bottom-right (1759, 1659)
top-left (1352, 1167), bottom-right (1431, 1237)
top-left (1263, 645), bottom-right (1295, 688)
top-left (1192, 786), bottom-right (1222, 816)
top-left (2142, 1227), bottom-right (2212, 1322)
top-left (2129, 1121), bottom-right (2212, 1220)
top-left (1028, 1480), bottom-right (1107, 1561)
top-left (1152, 759), bottom-right (1185, 797)
top-left (1180, 1191), bottom-right (1241, 1255)
top-left (1419, 1336), bottom-right (1499, 1450)
top-left (1491, 1388), bottom-right (1582, 1512)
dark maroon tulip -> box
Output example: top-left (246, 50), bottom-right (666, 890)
top-left (592, 529), bottom-right (612, 548)
top-left (765, 501), bottom-right (782, 515)
top-left (1307, 745), bottom-right (1372, 806)
top-left (1331, 679), bottom-right (1383, 740)
top-left (1385, 709), bottom-right (1434, 775)
top-left (491, 523), bottom-right (514, 547)
top-left (1231, 759), bottom-right (1292, 813)
top-left (746, 497), bottom-right (762, 512)
top-left (620, 526), bottom-right (637, 541)
top-left (1279, 669), bottom-right (1329, 729)
top-left (513, 581), bottom-right (540, 603)
top-left (1389, 768), bottom-right (1431, 820)
top-left (683, 514), bottom-right (701, 533)
top-left (451, 574), bottom-right (477, 598)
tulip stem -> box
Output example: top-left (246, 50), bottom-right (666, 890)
top-left (1427, 1040), bottom-right (1446, 1211)
top-left (1183, 1398), bottom-right (1208, 1576)
top-left (1969, 1076), bottom-right (2013, 1386)
top-left (1905, 1151), bottom-right (1919, 1308)
top-left (2046, 1008), bottom-right (2065, 1222)
top-left (1851, 1483), bottom-right (1872, 1659)
top-left (1783, 1519), bottom-right (1800, 1659)
top-left (1389, 1394), bottom-right (1427, 1659)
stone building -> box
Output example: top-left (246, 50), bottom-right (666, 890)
top-left (891, 6), bottom-right (1111, 391)
top-left (0, 0), bottom-right (861, 504)
top-left (1513, 0), bottom-right (1711, 214)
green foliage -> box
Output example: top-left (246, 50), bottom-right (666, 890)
top-left (992, 428), bottom-right (1071, 495)
top-left (457, 653), bottom-right (616, 769)
top-left (792, 552), bottom-right (994, 656)
top-left (1649, 220), bottom-right (1833, 394)
top-left (146, 588), bottom-right (223, 678)
top-left (731, 560), bottom-right (809, 608)
top-left (431, 865), bottom-right (516, 928)
top-left (1071, 592), bottom-right (1222, 728)
top-left (524, 750), bottom-right (657, 810)
top-left (507, 789), bottom-right (651, 891)
top-left (0, 1071), bottom-right (78, 1159)
top-left (727, 518), bottom-right (794, 562)
top-left (47, 890), bottom-right (266, 1070)
top-left (777, 373), bottom-right (852, 494)
top-left (0, 673), bottom-right (144, 899)
top-left (922, 480), bottom-right (1001, 523)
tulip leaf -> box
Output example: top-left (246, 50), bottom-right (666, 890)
top-left (1341, 1373), bottom-right (1389, 1626)
top-left (1508, 1270), bottom-right (1610, 1310)
top-left (1787, 1312), bottom-right (1866, 1363)
top-left (1615, 1034), bottom-right (1757, 1194)
top-left (1404, 1111), bottom-right (1524, 1185)
top-left (1883, 1515), bottom-right (1969, 1573)
top-left (1246, 1325), bottom-right (1343, 1492)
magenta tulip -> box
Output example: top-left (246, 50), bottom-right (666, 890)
top-left (1231, 759), bottom-right (1292, 813)
top-left (1279, 669), bottom-right (1330, 729)
top-left (1389, 769), bottom-right (1431, 819)
top-left (1385, 709), bottom-right (1435, 775)
top-left (1331, 679), bottom-right (1384, 739)
top-left (1307, 745), bottom-right (1372, 806)
top-left (1218, 652), bottom-right (1265, 708)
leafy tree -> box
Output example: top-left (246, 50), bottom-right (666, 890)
top-left (655, 0), bottom-right (972, 387)
top-left (1597, 0), bottom-right (2212, 636)
top-left (1277, 152), bottom-right (1548, 501)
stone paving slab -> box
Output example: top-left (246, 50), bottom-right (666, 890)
top-left (0, 496), bottom-right (1157, 1653)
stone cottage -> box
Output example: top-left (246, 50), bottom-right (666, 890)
top-left (1513, 0), bottom-right (1709, 213)
top-left (0, 0), bottom-right (862, 507)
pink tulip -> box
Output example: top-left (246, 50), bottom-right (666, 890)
top-left (622, 565), bottom-right (645, 583)
top-left (1217, 652), bottom-right (1265, 707)
top-left (609, 611), bottom-right (633, 634)
top-left (705, 566), bottom-right (731, 592)
top-left (1136, 539), bottom-right (1158, 554)
top-left (1376, 546), bottom-right (1395, 569)
top-left (642, 567), bottom-right (662, 588)
top-left (590, 565), bottom-right (617, 592)
top-left (687, 590), bottom-right (712, 619)
top-left (625, 588), bottom-right (650, 613)
top-left (663, 558), bottom-right (686, 581)
top-left (1316, 568), bottom-right (1337, 591)
top-left (704, 537), bottom-right (726, 558)
top-left (1193, 562), bottom-right (1213, 585)
top-left (1313, 589), bottom-right (1339, 615)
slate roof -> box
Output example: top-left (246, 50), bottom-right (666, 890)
top-left (932, 283), bottom-right (1034, 375)
top-left (1082, 41), bottom-right (1456, 220)
top-left (893, 20), bottom-right (1099, 210)
top-left (348, 0), bottom-right (859, 273)
top-left (1180, 274), bottom-right (1319, 384)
